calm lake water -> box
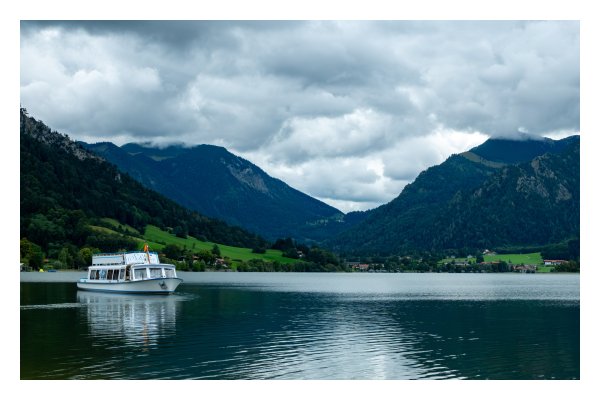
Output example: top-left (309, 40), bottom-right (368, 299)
top-left (20, 272), bottom-right (579, 380)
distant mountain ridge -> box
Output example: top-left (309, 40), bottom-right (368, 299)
top-left (465, 135), bottom-right (579, 164)
top-left (325, 135), bottom-right (580, 254)
top-left (82, 141), bottom-right (367, 242)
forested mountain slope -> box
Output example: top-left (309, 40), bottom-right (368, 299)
top-left (324, 155), bottom-right (499, 254)
top-left (325, 136), bottom-right (580, 255)
top-left (422, 141), bottom-right (580, 250)
top-left (20, 108), bottom-right (268, 253)
top-left (83, 141), bottom-right (353, 242)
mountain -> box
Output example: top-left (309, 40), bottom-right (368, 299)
top-left (83, 141), bottom-right (364, 242)
top-left (464, 135), bottom-right (580, 164)
top-left (20, 108), bottom-right (269, 254)
top-left (325, 135), bottom-right (580, 255)
top-left (422, 141), bottom-right (580, 250)
top-left (120, 142), bottom-right (192, 159)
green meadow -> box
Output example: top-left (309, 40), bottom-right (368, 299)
top-left (91, 225), bottom-right (143, 241)
top-left (100, 218), bottom-right (140, 234)
top-left (536, 266), bottom-right (555, 272)
top-left (440, 252), bottom-right (544, 265)
top-left (139, 225), bottom-right (305, 264)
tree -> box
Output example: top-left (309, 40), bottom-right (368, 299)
top-left (29, 252), bottom-right (44, 270)
top-left (58, 248), bottom-right (67, 265)
top-left (183, 250), bottom-right (195, 269)
top-left (20, 238), bottom-right (33, 259)
top-left (75, 252), bottom-right (87, 268)
top-left (283, 237), bottom-right (295, 251)
top-left (252, 246), bottom-right (266, 254)
top-left (79, 248), bottom-right (93, 266)
top-left (173, 226), bottom-right (182, 237)
top-left (283, 248), bottom-right (299, 259)
top-left (212, 244), bottom-right (221, 257)
top-left (164, 243), bottom-right (182, 260)
top-left (59, 247), bottom-right (75, 268)
top-left (476, 255), bottom-right (484, 263)
top-left (199, 259), bottom-right (206, 271)
top-left (198, 249), bottom-right (216, 265)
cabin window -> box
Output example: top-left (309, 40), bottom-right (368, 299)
top-left (134, 269), bottom-right (147, 280)
top-left (107, 270), bottom-right (113, 280)
top-left (149, 268), bottom-right (162, 278)
top-left (90, 270), bottom-right (98, 280)
top-left (164, 268), bottom-right (175, 278)
top-left (120, 269), bottom-right (125, 280)
top-left (99, 270), bottom-right (107, 280)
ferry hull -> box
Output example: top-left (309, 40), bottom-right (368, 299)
top-left (77, 277), bottom-right (182, 294)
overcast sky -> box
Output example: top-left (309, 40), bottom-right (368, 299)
top-left (20, 21), bottom-right (580, 212)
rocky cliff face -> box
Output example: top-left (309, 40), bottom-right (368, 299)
top-left (20, 108), bottom-right (104, 163)
top-left (226, 164), bottom-right (269, 194)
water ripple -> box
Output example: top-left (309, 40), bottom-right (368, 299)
top-left (20, 275), bottom-right (579, 379)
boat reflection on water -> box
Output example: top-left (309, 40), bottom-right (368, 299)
top-left (77, 291), bottom-right (187, 350)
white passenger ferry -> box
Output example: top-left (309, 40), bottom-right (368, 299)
top-left (77, 246), bottom-right (182, 294)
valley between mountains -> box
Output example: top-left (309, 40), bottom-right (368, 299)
top-left (21, 107), bottom-right (579, 268)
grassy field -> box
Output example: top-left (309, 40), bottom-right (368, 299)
top-left (91, 226), bottom-right (143, 241)
top-left (140, 225), bottom-right (305, 264)
top-left (440, 252), bottom-right (544, 265)
top-left (100, 218), bottom-right (140, 234)
top-left (536, 266), bottom-right (554, 272)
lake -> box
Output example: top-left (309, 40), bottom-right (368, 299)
top-left (20, 272), bottom-right (580, 379)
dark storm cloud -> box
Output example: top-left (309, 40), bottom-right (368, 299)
top-left (20, 21), bottom-right (579, 211)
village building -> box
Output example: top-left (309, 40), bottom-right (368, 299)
top-left (544, 260), bottom-right (567, 265)
top-left (443, 260), bottom-right (469, 266)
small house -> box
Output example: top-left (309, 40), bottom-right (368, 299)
top-left (544, 260), bottom-right (567, 265)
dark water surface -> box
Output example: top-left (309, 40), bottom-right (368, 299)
top-left (20, 272), bottom-right (579, 380)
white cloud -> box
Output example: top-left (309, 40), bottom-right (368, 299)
top-left (20, 21), bottom-right (580, 212)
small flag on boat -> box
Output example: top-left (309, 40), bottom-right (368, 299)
top-left (144, 242), bottom-right (150, 263)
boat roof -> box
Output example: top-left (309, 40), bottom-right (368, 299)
top-left (93, 251), bottom-right (159, 257)
top-left (88, 263), bottom-right (176, 270)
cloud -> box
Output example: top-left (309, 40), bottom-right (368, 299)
top-left (20, 21), bottom-right (580, 212)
